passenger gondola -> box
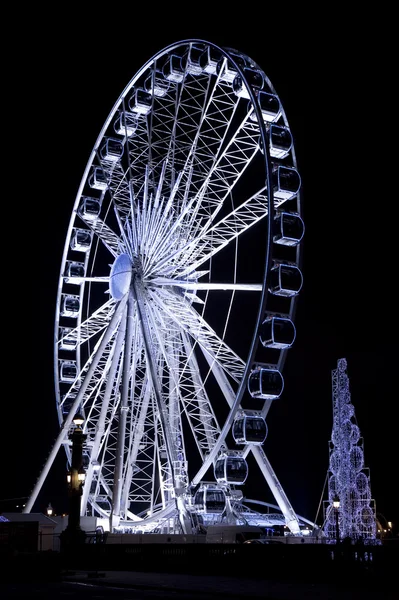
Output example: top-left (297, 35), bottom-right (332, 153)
top-left (233, 413), bottom-right (267, 445)
top-left (214, 453), bottom-right (248, 485)
top-left (248, 367), bottom-right (284, 400)
top-left (193, 484), bottom-right (226, 514)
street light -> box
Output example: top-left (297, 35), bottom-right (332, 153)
top-left (46, 503), bottom-right (53, 517)
top-left (61, 412), bottom-right (87, 550)
top-left (73, 413), bottom-right (84, 427)
top-left (333, 495), bottom-right (340, 545)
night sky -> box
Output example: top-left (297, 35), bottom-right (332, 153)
top-left (5, 13), bottom-right (396, 531)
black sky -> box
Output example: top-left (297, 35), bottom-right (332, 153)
top-left (5, 11), bottom-right (396, 529)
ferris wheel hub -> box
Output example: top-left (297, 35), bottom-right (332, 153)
top-left (110, 253), bottom-right (133, 300)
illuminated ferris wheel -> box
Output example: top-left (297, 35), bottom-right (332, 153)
top-left (25, 40), bottom-right (305, 534)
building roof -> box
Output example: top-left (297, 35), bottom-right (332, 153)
top-left (0, 512), bottom-right (57, 526)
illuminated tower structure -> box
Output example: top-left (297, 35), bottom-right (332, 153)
top-left (323, 358), bottom-right (378, 543)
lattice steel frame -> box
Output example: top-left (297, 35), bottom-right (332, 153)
top-left (24, 40), bottom-right (305, 535)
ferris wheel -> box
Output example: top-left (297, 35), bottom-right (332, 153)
top-left (25, 39), bottom-right (305, 534)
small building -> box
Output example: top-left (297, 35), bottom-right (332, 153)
top-left (0, 513), bottom-right (57, 551)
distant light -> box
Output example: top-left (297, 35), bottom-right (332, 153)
top-left (46, 503), bottom-right (53, 516)
top-left (333, 495), bottom-right (340, 509)
top-left (388, 521), bottom-right (392, 529)
top-left (78, 469), bottom-right (86, 482)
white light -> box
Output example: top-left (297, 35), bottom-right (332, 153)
top-left (73, 413), bottom-right (85, 426)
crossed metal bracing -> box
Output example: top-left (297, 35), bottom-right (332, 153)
top-left (24, 40), bottom-right (303, 535)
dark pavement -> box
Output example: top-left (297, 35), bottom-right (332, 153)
top-left (3, 569), bottom-right (395, 600)
top-left (63, 569), bottom-right (397, 598)
top-left (2, 542), bottom-right (398, 599)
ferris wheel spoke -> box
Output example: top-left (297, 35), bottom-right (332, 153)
top-left (179, 330), bottom-right (222, 456)
top-left (143, 83), bottom-right (241, 274)
top-left (140, 171), bottom-right (185, 270)
top-left (156, 73), bottom-right (199, 185)
top-left (126, 140), bottom-right (152, 195)
top-left (179, 190), bottom-right (270, 275)
top-left (148, 187), bottom-right (269, 278)
top-left (57, 298), bottom-right (116, 349)
top-left (120, 115), bottom-right (152, 199)
top-left (168, 63), bottom-right (239, 205)
top-left (147, 300), bottom-right (222, 463)
top-left (183, 76), bottom-right (239, 174)
top-left (62, 306), bottom-right (129, 428)
top-left (185, 115), bottom-right (260, 236)
top-left (167, 71), bottom-right (238, 200)
top-left (151, 288), bottom-right (245, 383)
top-left (78, 213), bottom-right (125, 258)
top-left (146, 64), bottom-right (220, 186)
top-left (144, 299), bottom-right (228, 510)
top-left (145, 304), bottom-right (188, 453)
top-left (92, 147), bottom-right (134, 225)
top-left (151, 279), bottom-right (262, 292)
top-left (59, 329), bottom-right (118, 414)
top-left (64, 275), bottom-right (110, 285)
top-left (141, 173), bottom-right (201, 274)
top-left (139, 162), bottom-right (167, 258)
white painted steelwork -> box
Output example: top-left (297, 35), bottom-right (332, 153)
top-left (24, 40), bottom-right (305, 535)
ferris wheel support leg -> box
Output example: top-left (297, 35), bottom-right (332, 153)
top-left (251, 445), bottom-right (300, 534)
top-left (120, 384), bottom-right (152, 519)
top-left (111, 293), bottom-right (136, 529)
top-left (23, 294), bottom-right (129, 514)
top-left (180, 331), bottom-right (219, 450)
top-left (132, 280), bottom-right (192, 534)
top-left (191, 349), bottom-right (238, 486)
top-left (80, 304), bottom-right (128, 516)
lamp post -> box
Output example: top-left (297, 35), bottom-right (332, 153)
top-left (46, 503), bottom-right (53, 517)
top-left (333, 495), bottom-right (340, 546)
top-left (61, 413), bottom-right (87, 549)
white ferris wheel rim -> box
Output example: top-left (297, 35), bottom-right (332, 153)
top-left (26, 39), bottom-right (304, 533)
